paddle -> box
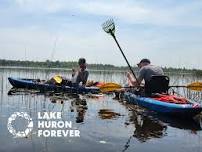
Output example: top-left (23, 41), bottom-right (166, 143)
top-left (99, 83), bottom-right (123, 93)
top-left (99, 82), bottom-right (202, 92)
top-left (102, 19), bottom-right (139, 85)
top-left (170, 82), bottom-right (202, 91)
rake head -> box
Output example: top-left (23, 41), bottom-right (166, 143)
top-left (102, 19), bottom-right (115, 35)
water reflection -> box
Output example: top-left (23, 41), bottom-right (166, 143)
top-left (155, 114), bottom-right (202, 131)
top-left (8, 88), bottom-right (41, 95)
top-left (70, 98), bottom-right (88, 123)
top-left (128, 110), bottom-right (167, 142)
top-left (98, 109), bottom-right (121, 119)
top-left (124, 103), bottom-right (202, 143)
top-left (43, 93), bottom-right (88, 124)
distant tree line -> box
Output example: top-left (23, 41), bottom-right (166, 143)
top-left (0, 59), bottom-right (129, 71)
top-left (0, 59), bottom-right (202, 76)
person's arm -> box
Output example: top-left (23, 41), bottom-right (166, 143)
top-left (71, 71), bottom-right (79, 83)
top-left (126, 72), bottom-right (135, 86)
top-left (126, 68), bottom-right (145, 87)
top-left (136, 68), bottom-right (145, 86)
top-left (82, 71), bottom-right (89, 85)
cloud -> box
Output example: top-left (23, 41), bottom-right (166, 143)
top-left (76, 0), bottom-right (202, 27)
top-left (14, 0), bottom-right (67, 13)
top-left (2, 0), bottom-right (202, 28)
top-left (0, 0), bottom-right (202, 69)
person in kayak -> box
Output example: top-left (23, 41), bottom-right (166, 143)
top-left (112, 58), bottom-right (167, 98)
top-left (127, 58), bottom-right (164, 87)
top-left (71, 58), bottom-right (89, 86)
top-left (46, 58), bottom-right (89, 87)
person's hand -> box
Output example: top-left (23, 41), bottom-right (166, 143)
top-left (126, 72), bottom-right (131, 78)
top-left (133, 81), bottom-right (139, 86)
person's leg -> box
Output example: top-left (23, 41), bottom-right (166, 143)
top-left (61, 78), bottom-right (72, 87)
top-left (45, 78), bottom-right (55, 84)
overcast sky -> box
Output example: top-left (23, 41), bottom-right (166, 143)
top-left (0, 0), bottom-right (202, 69)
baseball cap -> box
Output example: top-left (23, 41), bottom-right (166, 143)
top-left (137, 58), bottom-right (151, 66)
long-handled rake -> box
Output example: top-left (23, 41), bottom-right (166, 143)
top-left (102, 19), bottom-right (138, 83)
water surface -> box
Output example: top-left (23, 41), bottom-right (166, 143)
top-left (0, 68), bottom-right (202, 152)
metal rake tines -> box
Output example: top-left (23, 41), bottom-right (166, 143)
top-left (102, 19), bottom-right (115, 34)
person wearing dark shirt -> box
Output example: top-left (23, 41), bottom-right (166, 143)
top-left (127, 58), bottom-right (164, 87)
top-left (72, 58), bottom-right (89, 86)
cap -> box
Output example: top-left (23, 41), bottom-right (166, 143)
top-left (137, 58), bottom-right (151, 66)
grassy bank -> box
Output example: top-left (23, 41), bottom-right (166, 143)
top-left (0, 59), bottom-right (202, 76)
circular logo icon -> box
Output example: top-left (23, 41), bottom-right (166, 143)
top-left (7, 112), bottom-right (33, 138)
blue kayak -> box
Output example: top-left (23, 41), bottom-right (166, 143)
top-left (8, 77), bottom-right (100, 94)
top-left (124, 92), bottom-right (202, 118)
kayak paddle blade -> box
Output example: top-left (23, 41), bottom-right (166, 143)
top-left (99, 83), bottom-right (122, 93)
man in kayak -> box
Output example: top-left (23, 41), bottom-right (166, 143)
top-left (46, 58), bottom-right (89, 87)
top-left (127, 58), bottom-right (164, 87)
top-left (114, 58), bottom-right (164, 99)
top-left (71, 58), bottom-right (89, 86)
top-left (112, 58), bottom-right (167, 98)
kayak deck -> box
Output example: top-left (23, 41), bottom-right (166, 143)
top-left (124, 92), bottom-right (202, 118)
top-left (8, 77), bottom-right (100, 94)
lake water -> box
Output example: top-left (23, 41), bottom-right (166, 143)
top-left (0, 67), bottom-right (202, 152)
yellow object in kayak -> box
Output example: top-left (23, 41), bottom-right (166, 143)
top-left (53, 75), bottom-right (63, 84)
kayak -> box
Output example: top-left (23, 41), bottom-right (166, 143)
top-left (124, 92), bottom-right (202, 118)
top-left (8, 77), bottom-right (100, 94)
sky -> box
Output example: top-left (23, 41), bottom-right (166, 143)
top-left (0, 0), bottom-right (202, 69)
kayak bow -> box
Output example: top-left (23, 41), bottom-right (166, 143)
top-left (8, 77), bottom-right (100, 94)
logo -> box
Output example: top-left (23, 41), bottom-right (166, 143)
top-left (7, 112), bottom-right (33, 138)
top-left (7, 112), bottom-right (80, 138)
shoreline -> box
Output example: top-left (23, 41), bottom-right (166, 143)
top-left (0, 66), bottom-right (195, 75)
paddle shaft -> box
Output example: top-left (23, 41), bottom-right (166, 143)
top-left (100, 82), bottom-right (202, 93)
top-left (169, 85), bottom-right (202, 88)
top-left (109, 30), bottom-right (138, 82)
top-left (123, 85), bottom-right (202, 89)
top-left (123, 85), bottom-right (201, 88)
top-left (169, 85), bottom-right (187, 88)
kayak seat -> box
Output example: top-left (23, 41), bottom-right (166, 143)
top-left (145, 75), bottom-right (169, 96)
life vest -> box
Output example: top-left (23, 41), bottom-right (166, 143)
top-left (153, 95), bottom-right (188, 104)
